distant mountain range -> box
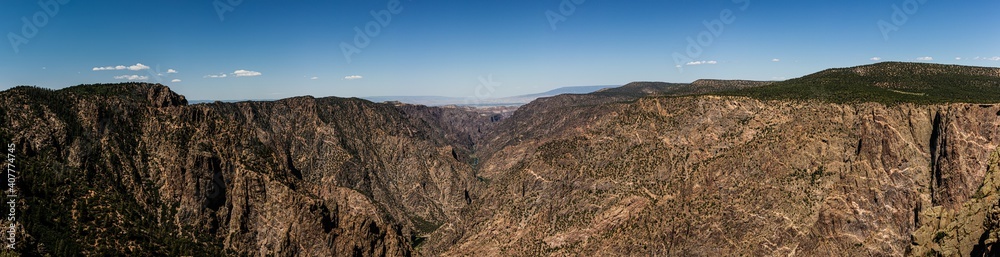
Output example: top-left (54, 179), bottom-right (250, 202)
top-left (185, 86), bottom-right (615, 107)
top-left (362, 85), bottom-right (616, 106)
top-left (187, 99), bottom-right (277, 105)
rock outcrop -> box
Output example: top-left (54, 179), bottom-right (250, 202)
top-left (0, 83), bottom-right (497, 256)
top-left (441, 95), bottom-right (1000, 256)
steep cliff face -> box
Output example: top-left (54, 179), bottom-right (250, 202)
top-left (0, 83), bottom-right (491, 256)
top-left (442, 95), bottom-right (1000, 256)
top-left (3, 62), bottom-right (1000, 256)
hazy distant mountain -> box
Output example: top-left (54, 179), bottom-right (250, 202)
top-left (486, 85), bottom-right (615, 105)
top-left (363, 85), bottom-right (616, 106)
top-left (360, 95), bottom-right (468, 106)
top-left (187, 99), bottom-right (278, 105)
top-left (186, 86), bottom-right (616, 107)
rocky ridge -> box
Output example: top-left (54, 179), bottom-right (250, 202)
top-left (0, 83), bottom-right (501, 255)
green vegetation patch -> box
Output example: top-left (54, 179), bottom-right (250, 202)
top-left (716, 62), bottom-right (1000, 104)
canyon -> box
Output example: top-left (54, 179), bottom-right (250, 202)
top-left (1, 62), bottom-right (1000, 256)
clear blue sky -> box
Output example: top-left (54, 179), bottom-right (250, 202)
top-left (1, 0), bottom-right (998, 100)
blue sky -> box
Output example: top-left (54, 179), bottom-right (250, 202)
top-left (1, 0), bottom-right (998, 100)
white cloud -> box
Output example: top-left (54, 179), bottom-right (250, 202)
top-left (128, 63), bottom-right (150, 71)
top-left (771, 59), bottom-right (780, 62)
top-left (916, 56), bottom-right (933, 61)
top-left (870, 57), bottom-right (882, 61)
top-left (167, 69), bottom-right (178, 74)
top-left (113, 75), bottom-right (149, 81)
top-left (685, 60), bottom-right (717, 66)
top-left (986, 56), bottom-right (1000, 61)
top-left (310, 76), bottom-right (319, 80)
top-left (956, 57), bottom-right (962, 60)
top-left (171, 79), bottom-right (181, 83)
top-left (344, 75), bottom-right (363, 80)
top-left (93, 63), bottom-right (149, 71)
top-left (233, 69), bottom-right (262, 77)
top-left (203, 70), bottom-right (263, 78)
